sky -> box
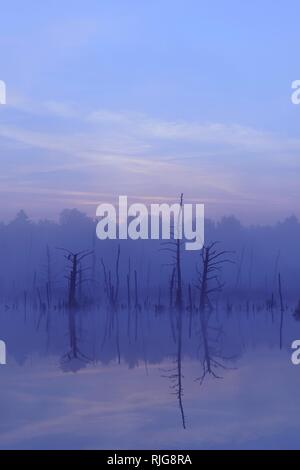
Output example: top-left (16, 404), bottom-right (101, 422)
top-left (0, 0), bottom-right (300, 223)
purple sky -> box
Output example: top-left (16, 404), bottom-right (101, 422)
top-left (1, 0), bottom-right (300, 224)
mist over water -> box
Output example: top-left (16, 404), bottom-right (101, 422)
top-left (0, 208), bottom-right (300, 448)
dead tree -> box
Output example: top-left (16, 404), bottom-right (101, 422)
top-left (127, 257), bottom-right (131, 339)
top-left (36, 246), bottom-right (55, 334)
top-left (160, 194), bottom-right (186, 428)
top-left (169, 267), bottom-right (175, 309)
top-left (90, 230), bottom-right (97, 301)
top-left (160, 193), bottom-right (185, 335)
top-left (46, 245), bottom-right (53, 307)
top-left (174, 195), bottom-right (185, 427)
top-left (235, 246), bottom-right (245, 289)
top-left (188, 283), bottom-right (193, 339)
top-left (101, 245), bottom-right (121, 312)
top-left (161, 294), bottom-right (186, 430)
top-left (278, 272), bottom-right (284, 349)
top-left (196, 242), bottom-right (234, 384)
top-left (168, 267), bottom-right (176, 343)
top-left (175, 193), bottom-right (184, 310)
top-left (101, 245), bottom-right (121, 362)
top-left (134, 269), bottom-right (139, 341)
top-left (58, 248), bottom-right (93, 361)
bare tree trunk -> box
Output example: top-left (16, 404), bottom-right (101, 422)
top-left (197, 242), bottom-right (233, 383)
top-left (134, 270), bottom-right (138, 340)
top-left (46, 245), bottom-right (52, 306)
top-left (175, 194), bottom-right (185, 428)
top-left (278, 272), bottom-right (284, 350)
top-left (127, 256), bottom-right (132, 340)
top-left (235, 246), bottom-right (245, 289)
top-left (188, 283), bottom-right (193, 339)
top-left (58, 248), bottom-right (92, 361)
top-left (127, 271), bottom-right (131, 338)
top-left (169, 267), bottom-right (176, 343)
top-left (169, 267), bottom-right (175, 309)
top-left (176, 304), bottom-right (186, 429)
top-left (115, 245), bottom-right (121, 363)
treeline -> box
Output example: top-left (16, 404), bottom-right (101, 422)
top-left (0, 208), bottom-right (299, 299)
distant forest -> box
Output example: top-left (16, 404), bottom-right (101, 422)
top-left (0, 208), bottom-right (299, 301)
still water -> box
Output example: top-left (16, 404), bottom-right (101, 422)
top-left (0, 349), bottom-right (300, 449)
top-left (0, 306), bottom-right (300, 449)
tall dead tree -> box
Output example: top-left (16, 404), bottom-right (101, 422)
top-left (175, 193), bottom-right (184, 310)
top-left (127, 257), bottom-right (131, 339)
top-left (169, 267), bottom-right (176, 343)
top-left (278, 272), bottom-right (284, 350)
top-left (196, 242), bottom-right (233, 384)
top-left (161, 194), bottom-right (186, 429)
top-left (188, 283), bottom-right (193, 339)
top-left (101, 245), bottom-right (121, 362)
top-left (134, 269), bottom-right (139, 341)
top-left (175, 194), bottom-right (185, 427)
top-left (46, 245), bottom-right (53, 307)
top-left (58, 248), bottom-right (93, 361)
top-left (161, 193), bottom-right (184, 332)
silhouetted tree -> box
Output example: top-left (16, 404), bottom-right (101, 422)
top-left (196, 242), bottom-right (233, 383)
top-left (59, 248), bottom-right (93, 361)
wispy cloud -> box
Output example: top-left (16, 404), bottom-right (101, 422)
top-left (1, 97), bottom-right (299, 222)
